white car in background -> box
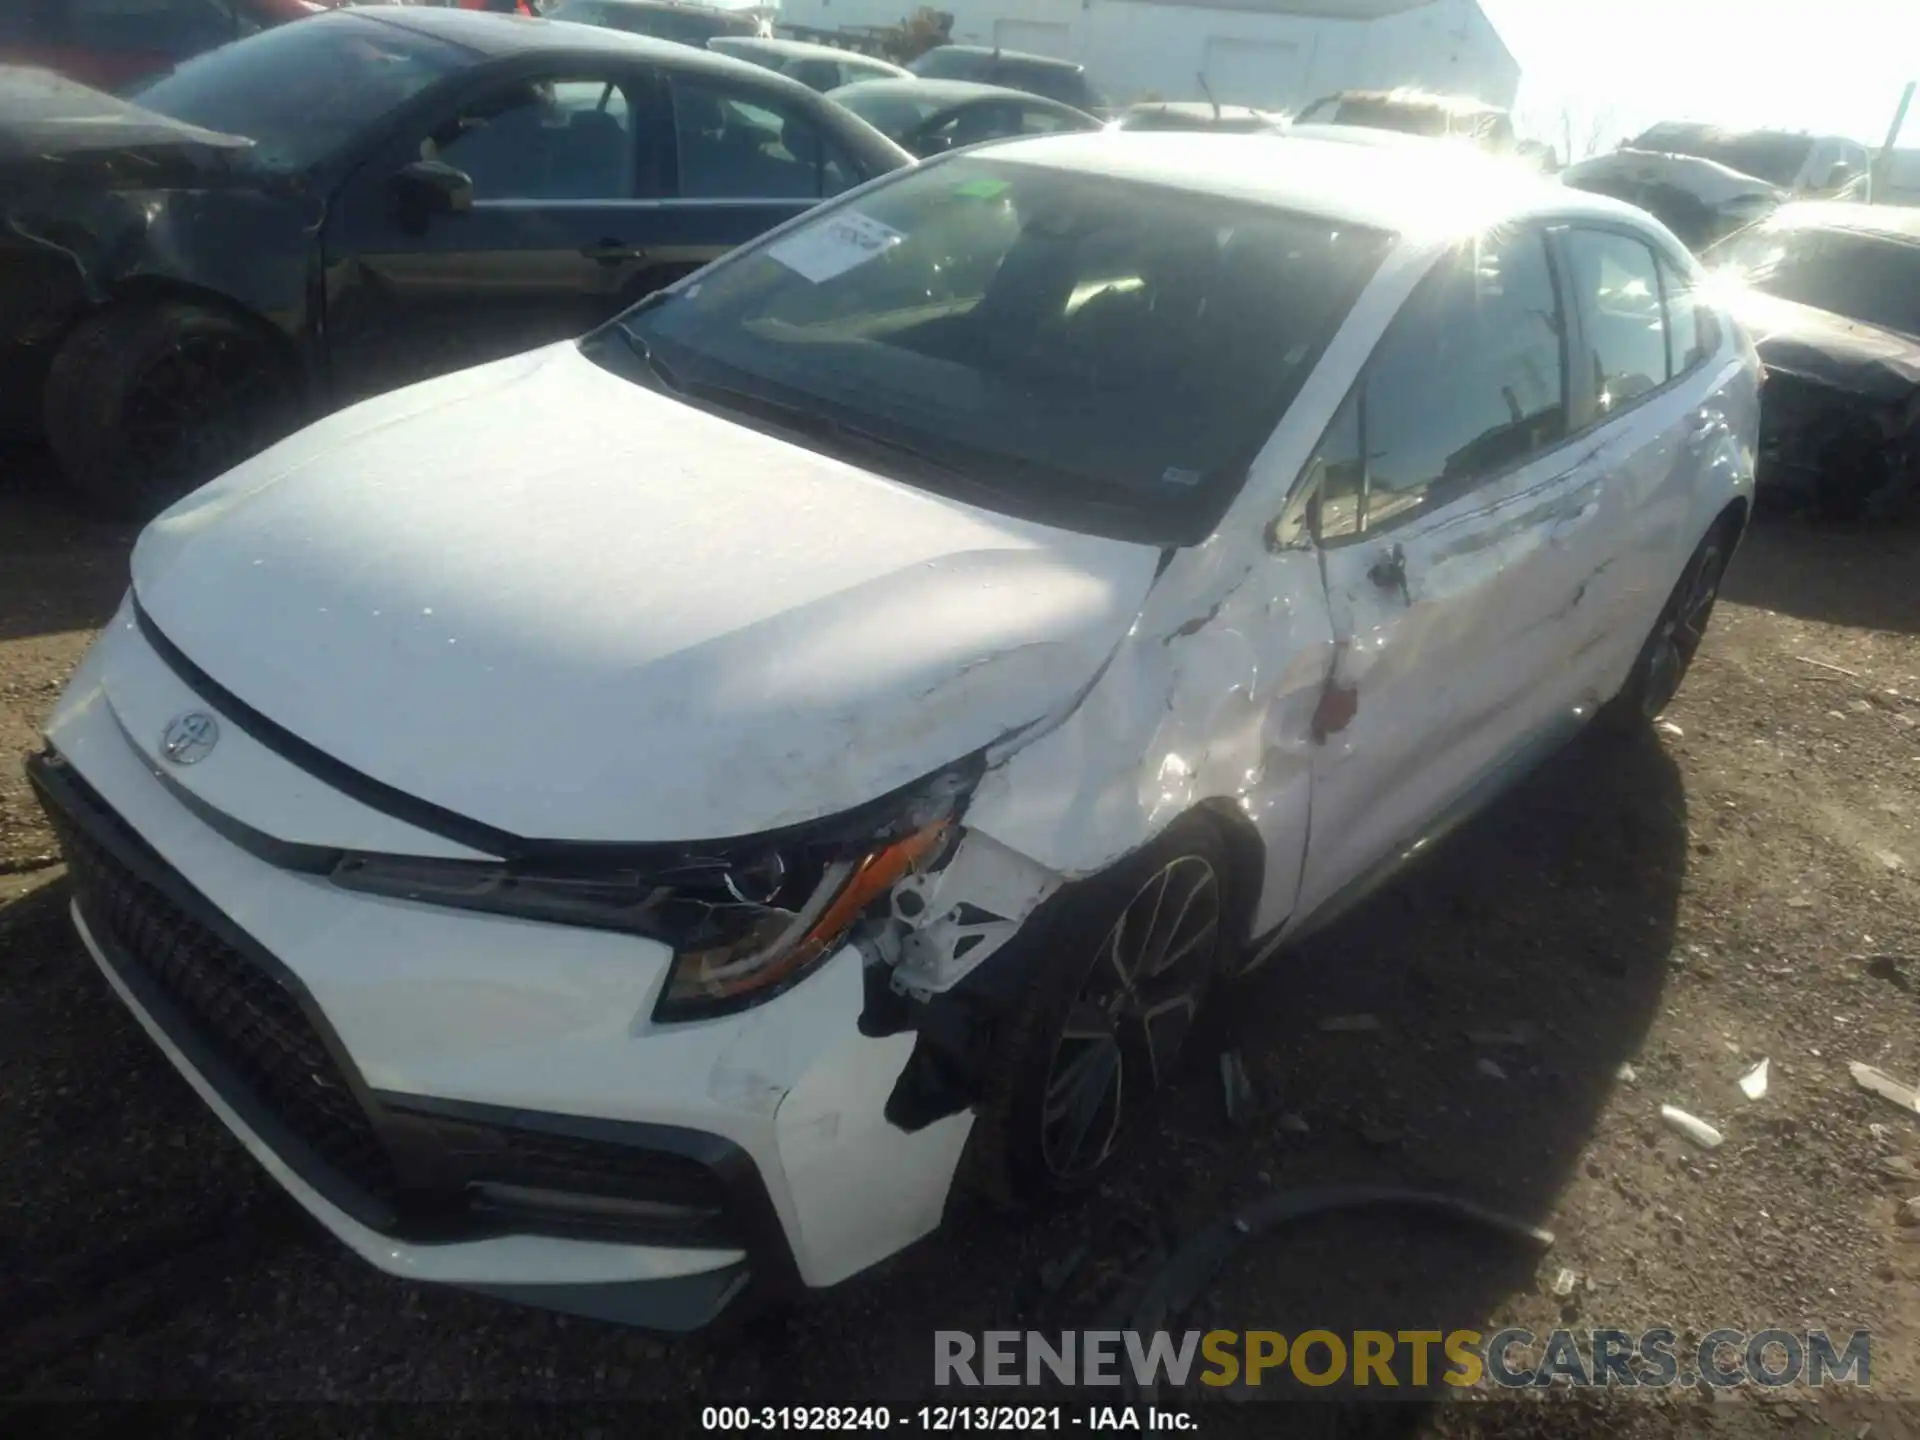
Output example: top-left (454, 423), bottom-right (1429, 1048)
top-left (32, 131), bottom-right (1759, 1330)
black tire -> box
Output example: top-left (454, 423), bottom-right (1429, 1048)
top-left (965, 812), bottom-right (1234, 1206)
top-left (43, 300), bottom-right (298, 520)
top-left (1603, 517), bottom-right (1735, 728)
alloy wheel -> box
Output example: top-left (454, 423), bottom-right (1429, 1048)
top-left (122, 333), bottom-right (283, 505)
top-left (1039, 855), bottom-right (1222, 1181)
top-left (1641, 540), bottom-right (1726, 717)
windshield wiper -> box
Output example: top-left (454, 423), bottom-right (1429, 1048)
top-left (615, 323), bottom-right (685, 396)
top-left (647, 362), bottom-right (972, 481)
top-left (605, 328), bottom-right (1145, 526)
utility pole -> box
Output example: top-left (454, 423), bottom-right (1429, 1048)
top-left (1872, 80), bottom-right (1915, 204)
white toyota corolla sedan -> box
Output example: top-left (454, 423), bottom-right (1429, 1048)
top-left (32, 132), bottom-right (1759, 1329)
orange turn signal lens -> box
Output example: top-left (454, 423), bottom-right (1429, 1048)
top-left (658, 821), bottom-right (950, 1017)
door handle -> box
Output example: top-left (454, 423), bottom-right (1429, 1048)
top-left (1367, 542), bottom-right (1411, 605)
top-left (1684, 411), bottom-right (1718, 446)
top-left (581, 240), bottom-right (645, 265)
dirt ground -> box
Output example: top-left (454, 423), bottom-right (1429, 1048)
top-left (2, 449), bottom-right (1918, 1437)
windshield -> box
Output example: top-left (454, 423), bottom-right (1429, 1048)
top-left (1710, 223), bottom-right (1920, 338)
top-left (548, 0), bottom-right (748, 45)
top-left (1634, 128), bottom-right (1813, 187)
top-left (586, 156), bottom-right (1391, 544)
top-left (129, 15), bottom-right (465, 172)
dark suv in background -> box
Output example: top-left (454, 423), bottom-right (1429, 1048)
top-left (907, 43), bottom-right (1106, 115)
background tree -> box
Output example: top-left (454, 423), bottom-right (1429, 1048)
top-left (875, 7), bottom-right (953, 65)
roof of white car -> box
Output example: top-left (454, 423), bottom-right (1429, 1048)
top-left (980, 130), bottom-right (1650, 241)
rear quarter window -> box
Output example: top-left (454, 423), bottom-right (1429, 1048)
top-left (1657, 253), bottom-right (1718, 374)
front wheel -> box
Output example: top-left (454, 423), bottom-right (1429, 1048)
top-left (1605, 521), bottom-right (1733, 725)
top-left (965, 813), bottom-right (1233, 1205)
top-left (44, 301), bottom-right (298, 519)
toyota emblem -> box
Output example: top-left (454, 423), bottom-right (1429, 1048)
top-left (161, 711), bottom-right (220, 766)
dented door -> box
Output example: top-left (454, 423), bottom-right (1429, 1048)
top-left (1296, 449), bottom-right (1599, 924)
top-left (1291, 224), bottom-right (1598, 926)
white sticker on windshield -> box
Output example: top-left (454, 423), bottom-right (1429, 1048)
top-left (767, 211), bottom-right (904, 284)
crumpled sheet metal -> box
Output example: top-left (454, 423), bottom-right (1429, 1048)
top-left (1735, 290), bottom-right (1920, 402)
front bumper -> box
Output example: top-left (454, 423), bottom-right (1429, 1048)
top-left (31, 750), bottom-right (769, 1329)
top-left (27, 604), bottom-right (977, 1324)
top-left (1757, 368), bottom-right (1920, 514)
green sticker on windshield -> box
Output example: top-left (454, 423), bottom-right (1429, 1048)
top-left (953, 177), bottom-right (1010, 199)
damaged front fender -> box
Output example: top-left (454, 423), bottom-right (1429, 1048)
top-left (1, 69), bottom-right (321, 428)
top-left (857, 529), bottom-right (1336, 1135)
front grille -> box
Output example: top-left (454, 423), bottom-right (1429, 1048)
top-left (43, 792), bottom-right (403, 1210)
top-left (31, 754), bottom-right (777, 1263)
top-left (1759, 373), bottom-right (1866, 473)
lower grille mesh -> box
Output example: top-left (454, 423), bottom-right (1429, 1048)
top-left (46, 799), bottom-right (403, 1208)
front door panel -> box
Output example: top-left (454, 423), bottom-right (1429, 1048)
top-left (1296, 448), bottom-right (1592, 925)
top-left (322, 69), bottom-right (665, 405)
top-left (1290, 223), bottom-right (1593, 925)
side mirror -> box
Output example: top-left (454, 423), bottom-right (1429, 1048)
top-left (391, 159), bottom-right (474, 223)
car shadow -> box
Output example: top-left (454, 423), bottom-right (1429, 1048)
top-left (0, 444), bottom-right (136, 646)
top-left (1721, 515), bottom-right (1920, 637)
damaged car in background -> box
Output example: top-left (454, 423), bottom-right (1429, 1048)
top-left (828, 77), bottom-right (1101, 157)
top-left (1293, 87), bottom-right (1517, 153)
top-left (0, 6), bottom-right (908, 517)
top-left (1703, 202), bottom-right (1920, 519)
top-left (30, 131), bottom-right (1757, 1330)
top-left (1559, 147), bottom-right (1785, 252)
top-left (0, 0), bottom-right (337, 91)
top-left (1626, 122), bottom-right (1874, 202)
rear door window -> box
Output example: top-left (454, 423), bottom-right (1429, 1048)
top-left (671, 77), bottom-right (857, 198)
top-left (1563, 229), bottom-right (1670, 415)
top-left (1657, 253), bottom-right (1716, 375)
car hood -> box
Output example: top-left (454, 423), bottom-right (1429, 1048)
top-left (1721, 287), bottom-right (1920, 403)
top-left (0, 64), bottom-right (252, 170)
top-left (132, 343), bottom-right (1164, 845)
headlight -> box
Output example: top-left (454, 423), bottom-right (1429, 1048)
top-left (656, 819), bottom-right (949, 1020)
top-left (330, 762), bottom-right (976, 1022)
